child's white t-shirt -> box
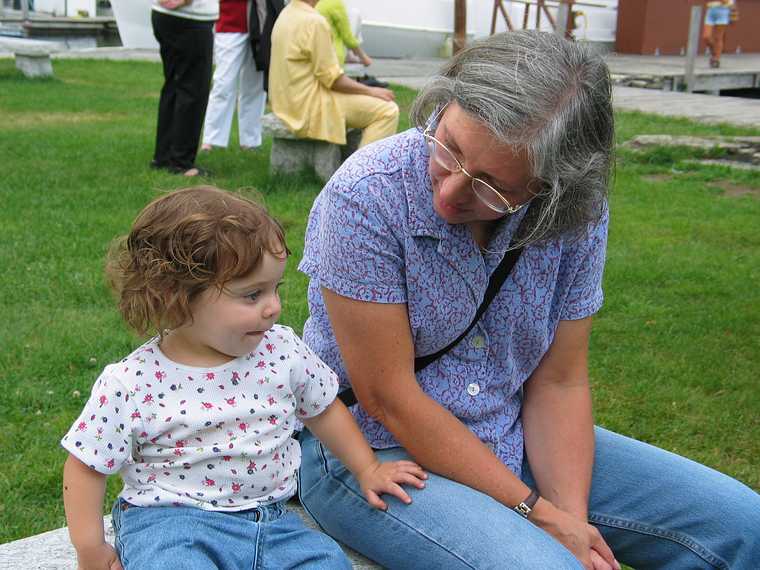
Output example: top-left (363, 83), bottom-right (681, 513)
top-left (61, 325), bottom-right (338, 511)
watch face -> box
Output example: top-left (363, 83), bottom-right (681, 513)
top-left (514, 503), bottom-right (531, 518)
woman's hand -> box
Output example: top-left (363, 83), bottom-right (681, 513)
top-left (76, 543), bottom-right (123, 570)
top-left (356, 459), bottom-right (427, 510)
top-left (530, 499), bottom-right (620, 570)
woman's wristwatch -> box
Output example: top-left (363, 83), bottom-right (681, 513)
top-left (513, 489), bottom-right (540, 518)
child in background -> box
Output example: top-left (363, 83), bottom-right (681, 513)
top-left (62, 186), bottom-right (426, 570)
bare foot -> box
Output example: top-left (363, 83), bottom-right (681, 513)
top-left (200, 144), bottom-right (212, 151)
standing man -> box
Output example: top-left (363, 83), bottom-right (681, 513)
top-left (151, 0), bottom-right (219, 176)
top-left (268, 0), bottom-right (398, 149)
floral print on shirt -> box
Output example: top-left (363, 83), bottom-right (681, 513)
top-left (62, 325), bottom-right (338, 510)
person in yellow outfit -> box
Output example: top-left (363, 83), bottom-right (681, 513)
top-left (703, 0), bottom-right (737, 68)
top-left (269, 0), bottom-right (398, 148)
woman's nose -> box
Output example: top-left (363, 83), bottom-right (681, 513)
top-left (438, 170), bottom-right (472, 204)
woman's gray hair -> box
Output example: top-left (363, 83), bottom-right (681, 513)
top-left (411, 30), bottom-right (614, 246)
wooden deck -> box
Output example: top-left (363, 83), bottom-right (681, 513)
top-left (605, 53), bottom-right (760, 92)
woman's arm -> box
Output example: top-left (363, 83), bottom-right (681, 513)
top-left (522, 317), bottom-right (619, 570)
top-left (63, 455), bottom-right (122, 570)
top-left (522, 317), bottom-right (595, 519)
top-left (350, 45), bottom-right (373, 67)
top-left (331, 74), bottom-right (394, 101)
top-left (303, 398), bottom-right (427, 510)
top-left (322, 288), bottom-right (618, 570)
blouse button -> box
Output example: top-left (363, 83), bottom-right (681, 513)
top-left (467, 382), bottom-right (480, 396)
top-left (470, 335), bottom-right (486, 349)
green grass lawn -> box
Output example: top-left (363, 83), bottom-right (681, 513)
top-left (1, 58), bottom-right (758, 544)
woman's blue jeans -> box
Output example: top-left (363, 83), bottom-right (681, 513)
top-left (298, 426), bottom-right (760, 569)
top-left (111, 497), bottom-right (351, 569)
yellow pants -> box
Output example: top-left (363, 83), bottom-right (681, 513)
top-left (333, 92), bottom-right (399, 147)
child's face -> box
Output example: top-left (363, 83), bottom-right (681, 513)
top-left (162, 251), bottom-right (287, 367)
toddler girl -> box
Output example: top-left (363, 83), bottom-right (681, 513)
top-left (62, 186), bottom-right (426, 570)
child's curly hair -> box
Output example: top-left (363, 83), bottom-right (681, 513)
top-left (106, 186), bottom-right (290, 337)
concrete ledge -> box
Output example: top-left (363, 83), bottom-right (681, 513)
top-left (262, 113), bottom-right (361, 183)
top-left (0, 499), bottom-right (381, 569)
top-left (0, 37), bottom-right (64, 78)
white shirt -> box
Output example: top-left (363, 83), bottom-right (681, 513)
top-left (62, 325), bottom-right (338, 511)
top-left (152, 0), bottom-right (220, 21)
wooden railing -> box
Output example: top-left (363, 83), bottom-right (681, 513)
top-left (490, 0), bottom-right (611, 39)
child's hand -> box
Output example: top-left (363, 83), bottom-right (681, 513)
top-left (75, 543), bottom-right (123, 570)
top-left (356, 460), bottom-right (427, 510)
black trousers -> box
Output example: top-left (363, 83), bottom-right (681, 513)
top-left (151, 10), bottom-right (214, 171)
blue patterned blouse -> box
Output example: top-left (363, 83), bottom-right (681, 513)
top-left (299, 128), bottom-right (608, 475)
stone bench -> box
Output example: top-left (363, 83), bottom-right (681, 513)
top-left (0, 37), bottom-right (64, 78)
top-left (262, 113), bottom-right (361, 183)
top-left (0, 499), bottom-right (381, 569)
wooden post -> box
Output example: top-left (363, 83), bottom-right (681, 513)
top-left (556, 1), bottom-right (571, 38)
top-left (541, 0), bottom-right (556, 29)
top-left (454, 0), bottom-right (467, 54)
top-left (685, 5), bottom-right (702, 93)
top-left (491, 0), bottom-right (514, 34)
top-left (536, 0), bottom-right (542, 28)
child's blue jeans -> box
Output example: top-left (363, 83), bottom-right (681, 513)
top-left (111, 497), bottom-right (351, 569)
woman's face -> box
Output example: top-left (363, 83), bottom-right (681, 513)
top-left (428, 102), bottom-right (535, 226)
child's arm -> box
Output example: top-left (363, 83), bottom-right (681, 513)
top-left (302, 399), bottom-right (427, 510)
top-left (63, 455), bottom-right (123, 570)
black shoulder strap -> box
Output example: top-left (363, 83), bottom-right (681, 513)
top-left (413, 245), bottom-right (523, 372)
top-left (339, 244), bottom-right (524, 408)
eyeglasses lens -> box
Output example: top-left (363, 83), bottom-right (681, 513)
top-left (428, 139), bottom-right (458, 172)
top-left (472, 180), bottom-right (508, 212)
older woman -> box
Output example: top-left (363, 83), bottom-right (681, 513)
top-left (297, 31), bottom-right (760, 569)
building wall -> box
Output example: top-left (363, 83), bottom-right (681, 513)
top-left (617, 0), bottom-right (760, 54)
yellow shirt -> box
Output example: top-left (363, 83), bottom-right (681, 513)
top-left (269, 1), bottom-right (347, 144)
